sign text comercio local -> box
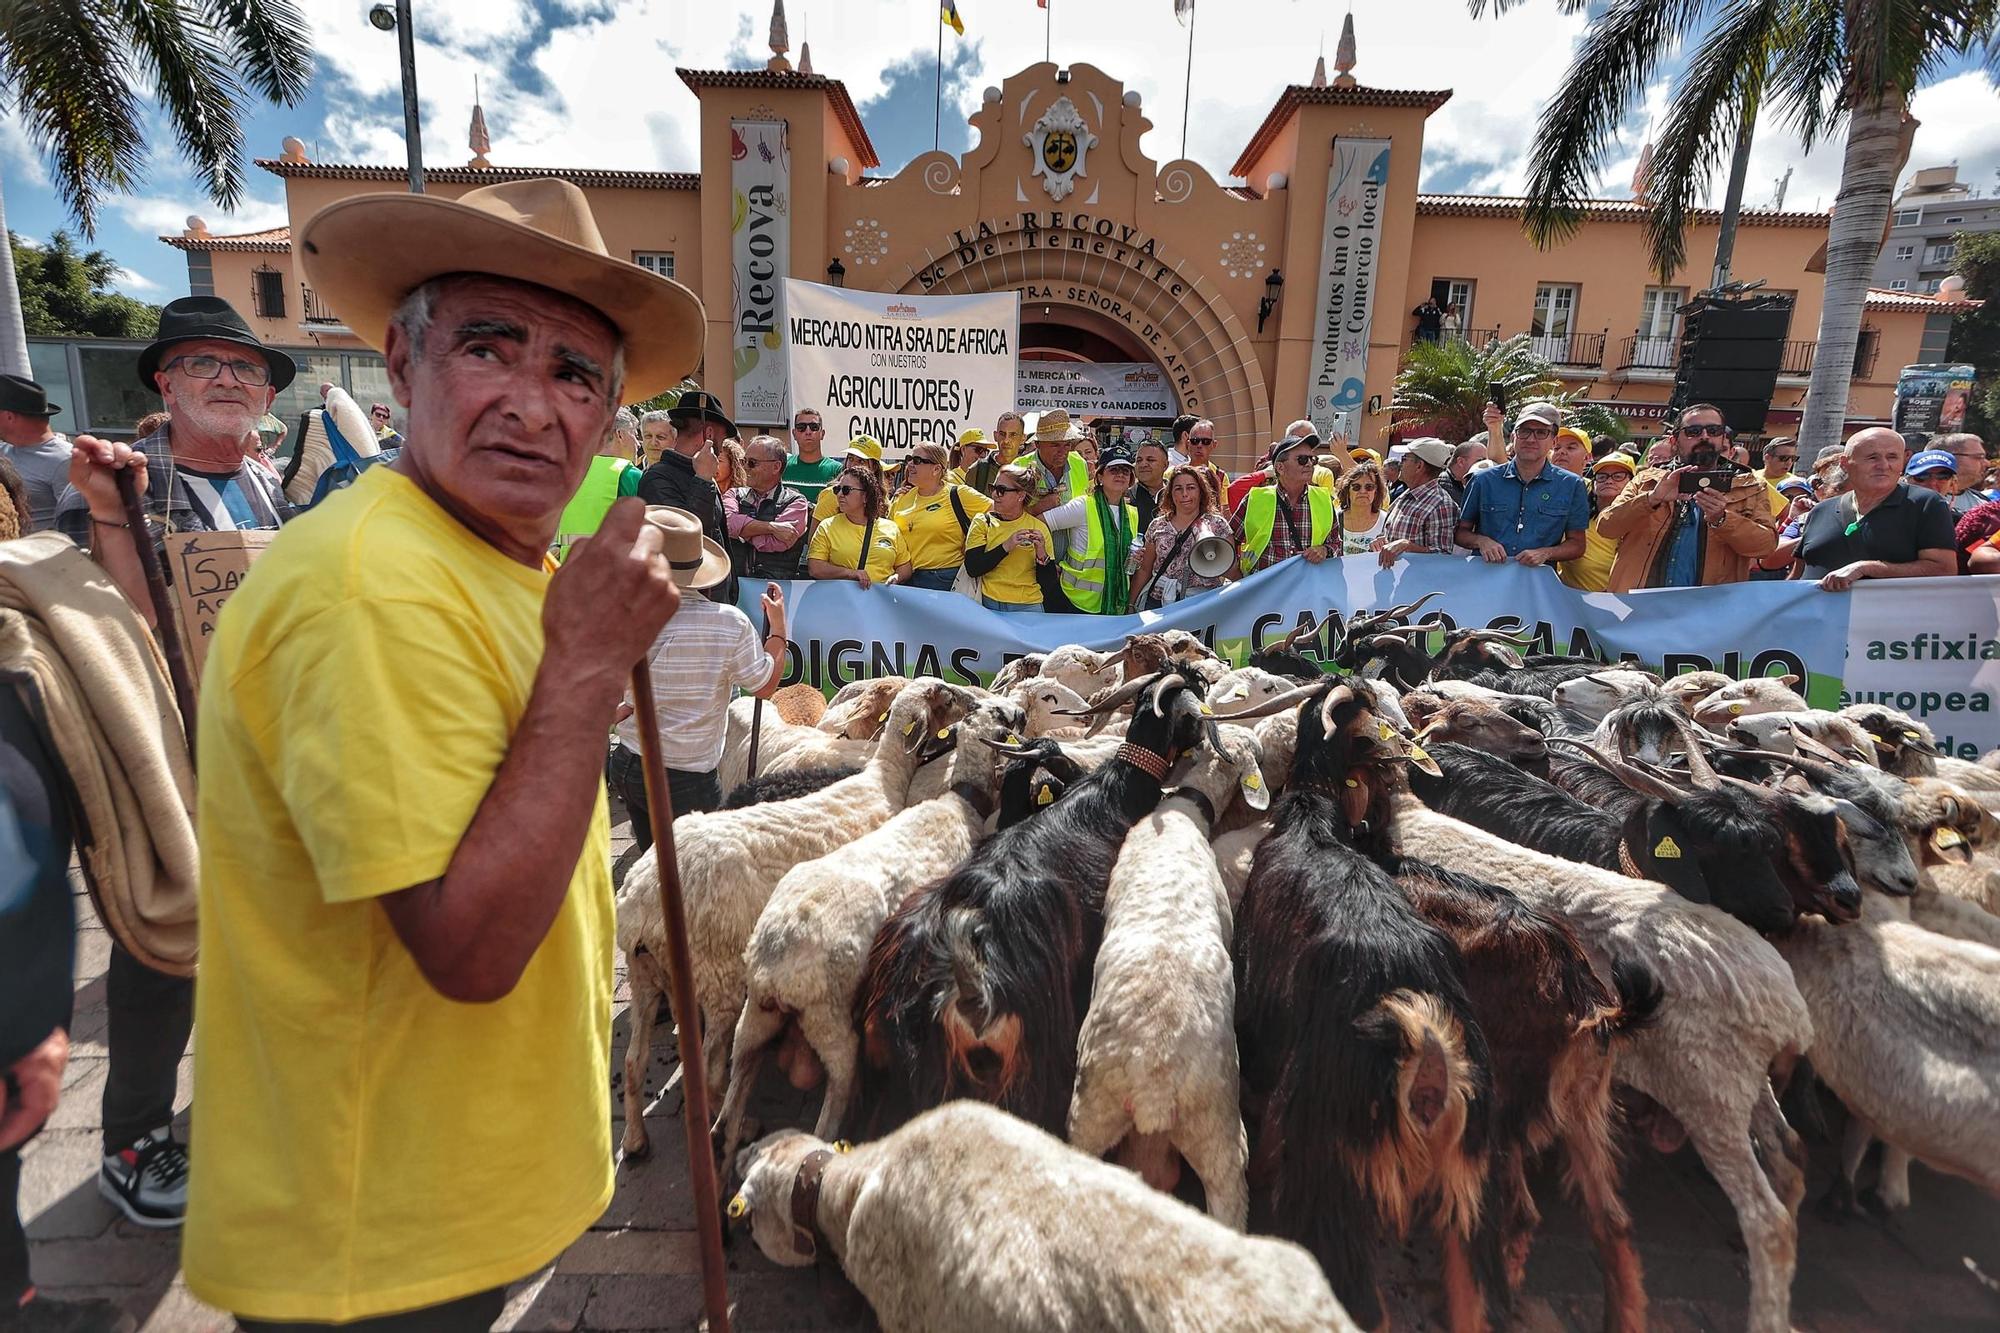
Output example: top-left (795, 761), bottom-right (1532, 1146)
top-left (1307, 138), bottom-right (1390, 442)
top-left (786, 279), bottom-right (1019, 457)
top-left (913, 210), bottom-right (1205, 415)
top-left (731, 119), bottom-right (791, 426)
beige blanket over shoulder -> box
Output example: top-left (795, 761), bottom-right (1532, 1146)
top-left (0, 531), bottom-right (197, 975)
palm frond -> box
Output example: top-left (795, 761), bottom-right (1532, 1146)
top-left (116, 0), bottom-right (251, 211)
top-left (1391, 334), bottom-right (1566, 441)
top-left (0, 0), bottom-right (147, 235)
top-left (1761, 0), bottom-right (1845, 149)
top-left (201, 0), bottom-right (312, 104)
top-left (1641, 0), bottom-right (1782, 279)
top-left (1513, 0), bottom-right (1714, 251)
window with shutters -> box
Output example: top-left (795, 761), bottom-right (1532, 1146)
top-left (632, 251), bottom-right (675, 277)
top-left (251, 266), bottom-right (287, 319)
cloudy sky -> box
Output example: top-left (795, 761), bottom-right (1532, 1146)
top-left (2, 0), bottom-right (1996, 302)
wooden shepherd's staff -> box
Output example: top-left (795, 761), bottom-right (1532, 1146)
top-left (116, 464), bottom-right (199, 764)
top-left (628, 666), bottom-right (732, 1332)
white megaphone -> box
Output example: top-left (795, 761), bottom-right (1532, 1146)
top-left (1189, 533), bottom-right (1236, 580)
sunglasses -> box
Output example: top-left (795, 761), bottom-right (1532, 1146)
top-left (794, 421), bottom-right (824, 431)
top-left (990, 484), bottom-right (1024, 496)
top-left (1766, 452), bottom-right (1797, 461)
top-left (1679, 423), bottom-right (1730, 437)
top-left (164, 354), bottom-right (272, 386)
top-left (829, 485), bottom-right (860, 496)
top-left (1188, 436), bottom-right (1215, 445)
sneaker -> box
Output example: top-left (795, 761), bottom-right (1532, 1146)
top-left (3, 1292), bottom-right (138, 1332)
top-left (97, 1128), bottom-right (188, 1228)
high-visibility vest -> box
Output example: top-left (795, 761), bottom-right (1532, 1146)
top-left (1067, 450), bottom-right (1091, 498)
top-left (555, 455), bottom-right (631, 558)
top-left (1058, 496), bottom-right (1139, 613)
top-left (1240, 485), bottom-right (1333, 573)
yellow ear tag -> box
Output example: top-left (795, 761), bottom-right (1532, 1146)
top-left (727, 1195), bottom-right (749, 1219)
top-left (1036, 784), bottom-right (1055, 805)
top-left (1728, 704), bottom-right (1744, 715)
top-left (1378, 722), bottom-right (1396, 741)
top-left (1344, 778), bottom-right (1359, 788)
top-left (1653, 835), bottom-right (1683, 859)
top-left (903, 720), bottom-right (918, 736)
top-left (937, 728), bottom-right (952, 740)
top-left (832, 1140), bottom-right (854, 1154)
top-left (1244, 774), bottom-right (1263, 790)
top-left (1200, 702), bottom-right (1214, 715)
top-left (878, 711), bottom-right (889, 723)
top-left (1934, 827), bottom-right (1966, 849)
top-left (1903, 730), bottom-right (1923, 741)
top-left (1005, 733), bottom-right (1022, 746)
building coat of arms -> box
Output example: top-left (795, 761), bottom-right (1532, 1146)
top-left (1025, 96), bottom-right (1098, 202)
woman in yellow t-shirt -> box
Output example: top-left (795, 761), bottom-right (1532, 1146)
top-left (1558, 453), bottom-right (1635, 593)
top-left (806, 465), bottom-right (912, 589)
top-left (961, 464), bottom-right (1053, 613)
top-left (890, 440), bottom-right (992, 590)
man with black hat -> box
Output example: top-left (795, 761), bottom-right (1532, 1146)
top-left (56, 296), bottom-right (295, 624)
top-left (45, 296), bottom-right (297, 1235)
top-left (0, 374), bottom-right (71, 531)
top-left (636, 388), bottom-right (731, 577)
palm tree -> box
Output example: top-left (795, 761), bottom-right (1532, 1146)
top-left (1472, 0), bottom-right (2000, 456)
top-left (0, 2), bottom-right (314, 374)
top-left (1390, 333), bottom-right (1567, 441)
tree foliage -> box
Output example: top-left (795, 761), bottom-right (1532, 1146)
top-left (1950, 229), bottom-right (2000, 439)
top-left (11, 231), bottom-right (158, 338)
top-left (1391, 334), bottom-right (1567, 441)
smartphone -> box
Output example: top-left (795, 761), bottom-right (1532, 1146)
top-left (1675, 469), bottom-right (1737, 496)
top-left (1487, 381), bottom-right (1507, 413)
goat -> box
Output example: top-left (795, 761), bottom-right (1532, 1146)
top-left (995, 740), bottom-right (1085, 830)
top-left (1206, 665), bottom-right (1301, 717)
top-left (1690, 676), bottom-right (1809, 731)
top-left (1386, 795), bottom-right (1814, 1333)
top-left (1550, 670), bottom-right (1663, 725)
top-left (1235, 682), bottom-right (1498, 1333)
top-left (1070, 724), bottom-right (1268, 1228)
top-left (1911, 776), bottom-right (2000, 916)
top-left (728, 1104), bottom-right (1359, 1333)
top-left (722, 764), bottom-right (862, 808)
top-left (1591, 695), bottom-right (1699, 767)
top-left (1838, 703), bottom-right (1939, 777)
top-left (616, 678), bottom-right (974, 1157)
top-left (1660, 669), bottom-right (1734, 707)
top-left (1716, 749), bottom-right (1922, 901)
top-left (1407, 696), bottom-right (1551, 774)
top-left (716, 695), bottom-right (1030, 1171)
top-left (1005, 678), bottom-right (1092, 735)
top-left (854, 673), bottom-right (1287, 1138)
top-left (1722, 710), bottom-right (1876, 763)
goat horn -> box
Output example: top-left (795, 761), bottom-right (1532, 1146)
top-left (1383, 590), bottom-right (1442, 623)
top-left (1723, 747), bottom-right (1843, 785)
top-left (1462, 627), bottom-right (1538, 646)
top-left (1671, 718), bottom-right (1722, 789)
top-left (1548, 737), bottom-right (1686, 805)
top-left (1074, 670), bottom-right (1164, 716)
top-left (1224, 682), bottom-right (1329, 721)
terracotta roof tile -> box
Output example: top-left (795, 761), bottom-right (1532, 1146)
top-left (1231, 84), bottom-right (1453, 178)
top-left (1414, 194), bottom-right (1830, 227)
top-left (254, 161), bottom-right (699, 189)
top-left (159, 224), bottom-right (292, 252)
top-left (675, 68), bottom-right (879, 169)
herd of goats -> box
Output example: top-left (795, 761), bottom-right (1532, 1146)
top-left (610, 595), bottom-right (2000, 1333)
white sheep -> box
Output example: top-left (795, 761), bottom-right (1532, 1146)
top-left (1720, 710), bottom-right (1877, 763)
top-left (1389, 794), bottom-right (1814, 1333)
top-left (729, 1102), bottom-right (1357, 1333)
top-left (616, 677), bottom-right (972, 1157)
top-left (1204, 666), bottom-right (1297, 717)
top-left (1690, 676), bottom-right (1809, 731)
top-left (1660, 669), bottom-right (1735, 707)
top-left (817, 675), bottom-right (909, 735)
top-left (717, 677), bottom-right (904, 794)
top-left (714, 694), bottom-right (1029, 1170)
top-left (1550, 669), bottom-right (1662, 723)
top-left (1069, 725), bottom-right (1268, 1228)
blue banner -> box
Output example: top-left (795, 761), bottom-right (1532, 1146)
top-left (743, 553), bottom-right (1854, 702)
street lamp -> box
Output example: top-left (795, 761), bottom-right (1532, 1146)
top-left (826, 256), bottom-right (846, 288)
top-left (1257, 268), bottom-right (1284, 333)
top-left (370, 2), bottom-right (424, 193)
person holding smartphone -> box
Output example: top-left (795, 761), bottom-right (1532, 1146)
top-left (1595, 402), bottom-right (1776, 591)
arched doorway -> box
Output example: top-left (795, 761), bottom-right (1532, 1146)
top-left (897, 236), bottom-right (1271, 469)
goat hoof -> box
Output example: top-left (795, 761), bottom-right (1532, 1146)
top-left (620, 1126), bottom-right (652, 1161)
top-left (1858, 1187), bottom-right (1896, 1223)
top-left (1813, 1182), bottom-right (1856, 1224)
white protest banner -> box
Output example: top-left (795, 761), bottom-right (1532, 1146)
top-left (731, 119), bottom-right (791, 427)
top-left (1306, 137), bottom-right (1390, 442)
top-left (1015, 361), bottom-right (1175, 417)
top-left (785, 279), bottom-right (1019, 458)
top-left (1843, 576), bottom-right (2000, 757)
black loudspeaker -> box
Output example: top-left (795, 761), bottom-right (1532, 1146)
top-left (1672, 294), bottom-right (1793, 434)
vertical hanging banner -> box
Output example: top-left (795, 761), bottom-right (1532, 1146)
top-left (785, 279), bottom-right (1020, 459)
top-left (731, 119), bottom-right (791, 427)
top-left (1307, 137), bottom-right (1390, 442)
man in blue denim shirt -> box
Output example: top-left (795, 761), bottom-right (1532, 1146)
top-left (1455, 401), bottom-right (1591, 567)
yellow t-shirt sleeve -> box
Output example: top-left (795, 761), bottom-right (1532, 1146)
top-left (888, 526), bottom-right (912, 567)
top-left (808, 517), bottom-right (835, 562)
top-left (813, 488), bottom-right (838, 522)
top-left (246, 596), bottom-right (515, 904)
top-left (957, 485), bottom-right (993, 518)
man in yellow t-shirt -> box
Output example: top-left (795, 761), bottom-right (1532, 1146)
top-left (182, 180), bottom-right (700, 1329)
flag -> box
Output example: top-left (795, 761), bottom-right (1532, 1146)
top-left (943, 0), bottom-right (965, 35)
top-left (1174, 0), bottom-right (1194, 25)
top-left (1037, 0), bottom-right (1048, 7)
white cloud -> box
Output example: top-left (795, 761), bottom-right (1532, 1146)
top-left (0, 111), bottom-right (49, 189)
top-left (111, 190), bottom-right (291, 238)
top-left (113, 265), bottom-right (161, 292)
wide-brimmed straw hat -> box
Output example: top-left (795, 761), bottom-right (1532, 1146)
top-left (644, 506), bottom-right (732, 589)
top-left (298, 178), bottom-right (703, 401)
top-left (1033, 408), bottom-right (1084, 444)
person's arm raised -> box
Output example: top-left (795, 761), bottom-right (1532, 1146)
top-left (64, 436), bottom-right (156, 625)
top-left (377, 501), bottom-right (680, 1003)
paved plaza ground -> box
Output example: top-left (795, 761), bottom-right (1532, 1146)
top-left (18, 801), bottom-right (2000, 1331)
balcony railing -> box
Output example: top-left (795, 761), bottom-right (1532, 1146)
top-left (301, 285), bottom-right (345, 327)
top-left (1525, 330), bottom-right (1606, 368)
top-left (1617, 333), bottom-right (1679, 370)
top-left (1776, 329), bottom-right (1882, 380)
top-left (1437, 326), bottom-right (1500, 348)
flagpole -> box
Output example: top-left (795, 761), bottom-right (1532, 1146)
top-left (1180, 2), bottom-right (1196, 160)
top-left (1045, 0), bottom-right (1052, 63)
top-left (935, 7), bottom-right (944, 151)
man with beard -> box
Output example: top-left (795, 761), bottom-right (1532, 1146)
top-left (1597, 401), bottom-right (1775, 591)
top-left (54, 295), bottom-right (298, 1231)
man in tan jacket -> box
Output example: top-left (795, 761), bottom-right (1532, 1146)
top-left (1597, 403), bottom-right (1776, 592)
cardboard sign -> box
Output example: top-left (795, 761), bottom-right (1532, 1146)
top-left (162, 530), bottom-right (273, 679)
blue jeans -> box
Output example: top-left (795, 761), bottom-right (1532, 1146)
top-left (983, 595), bottom-right (1039, 614)
top-left (907, 566), bottom-right (960, 590)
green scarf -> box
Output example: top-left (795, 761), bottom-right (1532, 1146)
top-left (1095, 489), bottom-right (1132, 615)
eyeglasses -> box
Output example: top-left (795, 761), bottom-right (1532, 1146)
top-left (910, 457), bottom-right (943, 467)
top-left (164, 354), bottom-right (272, 386)
top-left (829, 484), bottom-right (860, 496)
top-left (1766, 452), bottom-right (1797, 462)
top-left (1514, 423), bottom-right (1555, 439)
top-left (794, 421), bottom-right (824, 432)
top-left (1188, 435), bottom-right (1215, 445)
top-left (748, 454), bottom-right (785, 466)
top-left (1679, 423), bottom-right (1730, 438)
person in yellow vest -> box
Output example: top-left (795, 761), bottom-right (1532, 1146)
top-left (1047, 444), bottom-right (1143, 614)
top-left (553, 406), bottom-right (643, 559)
top-left (806, 463), bottom-right (912, 589)
top-left (1230, 433), bottom-right (1338, 577)
top-left (1558, 452), bottom-right (1636, 592)
top-left (811, 434), bottom-right (886, 521)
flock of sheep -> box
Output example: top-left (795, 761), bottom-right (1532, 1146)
top-left (609, 607), bottom-right (2000, 1333)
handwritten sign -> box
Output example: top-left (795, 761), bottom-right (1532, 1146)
top-left (163, 530), bottom-right (273, 679)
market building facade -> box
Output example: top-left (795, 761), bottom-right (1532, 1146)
top-left (133, 21), bottom-right (1973, 468)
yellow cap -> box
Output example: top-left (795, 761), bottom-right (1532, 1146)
top-left (845, 435), bottom-right (883, 461)
top-left (1350, 447), bottom-right (1382, 464)
top-left (1555, 426), bottom-right (1593, 452)
top-left (956, 427), bottom-right (991, 448)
